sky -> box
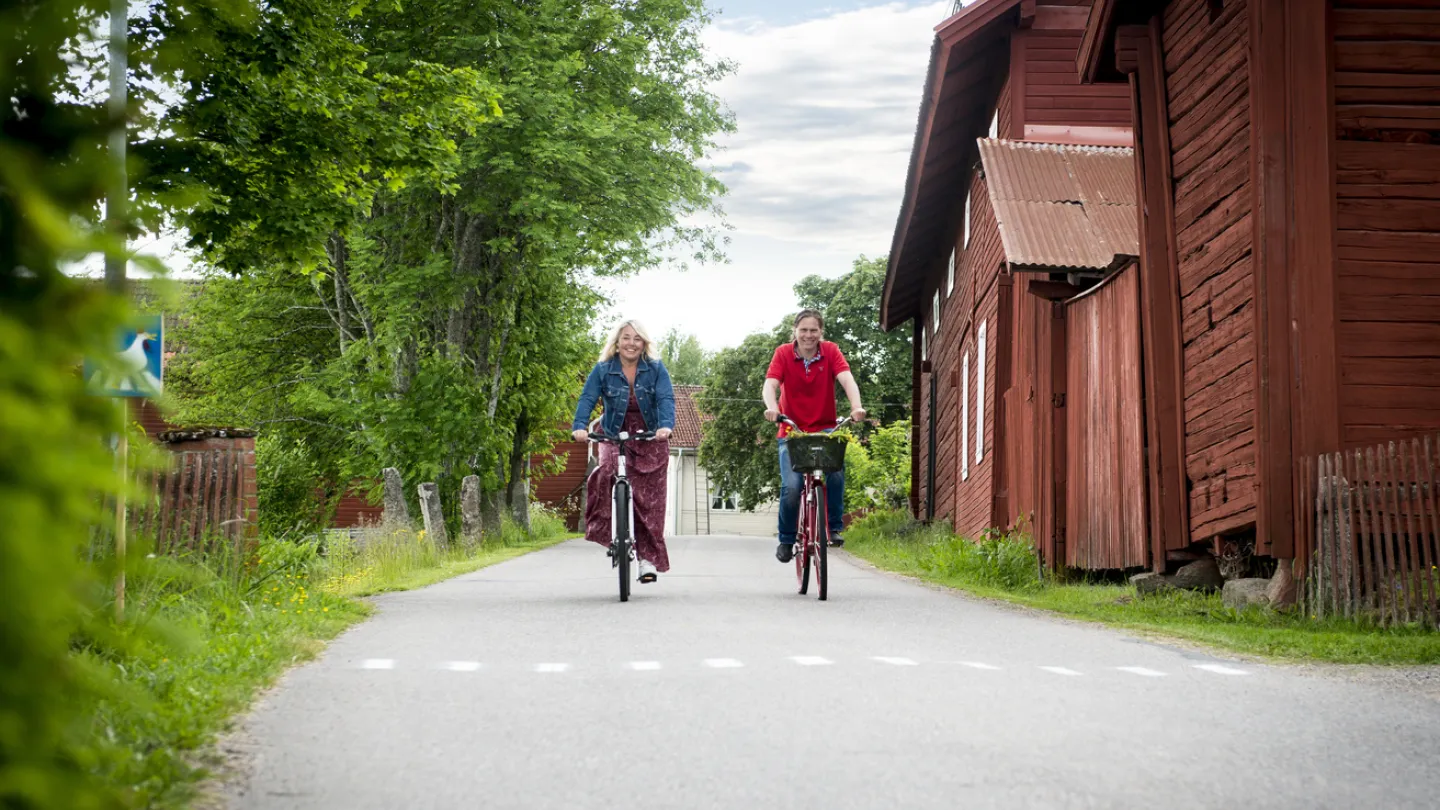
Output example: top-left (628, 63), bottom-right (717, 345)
top-left (596, 1), bottom-right (950, 350)
top-left (97, 0), bottom-right (954, 353)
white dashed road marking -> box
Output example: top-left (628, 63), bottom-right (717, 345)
top-left (1194, 664), bottom-right (1250, 676)
top-left (790, 656), bottom-right (833, 666)
top-left (350, 657), bottom-right (1257, 677)
top-left (1117, 667), bottom-right (1167, 677)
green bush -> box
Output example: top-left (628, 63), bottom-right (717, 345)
top-left (841, 419), bottom-right (911, 514)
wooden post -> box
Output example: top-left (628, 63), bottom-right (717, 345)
top-left (1121, 20), bottom-right (1189, 571)
top-left (115, 401), bottom-right (127, 621)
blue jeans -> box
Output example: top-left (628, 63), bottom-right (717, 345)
top-left (777, 438), bottom-right (845, 545)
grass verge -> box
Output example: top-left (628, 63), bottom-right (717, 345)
top-left (844, 509), bottom-right (1440, 666)
top-left (82, 507), bottom-right (574, 808)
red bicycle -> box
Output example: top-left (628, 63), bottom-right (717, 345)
top-left (776, 414), bottom-right (851, 601)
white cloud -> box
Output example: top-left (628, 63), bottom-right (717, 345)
top-left (702, 2), bottom-right (946, 250)
top-left (605, 2), bottom-right (946, 350)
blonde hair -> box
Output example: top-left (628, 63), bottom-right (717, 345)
top-left (598, 318), bottom-right (659, 363)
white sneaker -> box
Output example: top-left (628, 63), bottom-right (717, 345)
top-left (638, 559), bottom-right (658, 583)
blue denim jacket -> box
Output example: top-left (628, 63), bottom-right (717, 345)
top-left (571, 356), bottom-right (676, 436)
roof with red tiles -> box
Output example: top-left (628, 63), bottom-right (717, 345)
top-left (672, 384), bottom-right (705, 449)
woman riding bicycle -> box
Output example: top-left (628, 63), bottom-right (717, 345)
top-left (572, 319), bottom-right (675, 584)
top-left (762, 308), bottom-right (866, 564)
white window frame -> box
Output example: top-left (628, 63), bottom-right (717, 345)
top-left (962, 194), bottom-right (972, 250)
top-left (920, 325), bottom-right (928, 362)
top-left (961, 346), bottom-right (970, 482)
top-left (932, 290), bottom-right (941, 333)
top-left (946, 249), bottom-right (956, 297)
top-left (976, 320), bottom-right (987, 465)
top-left (711, 490), bottom-right (737, 512)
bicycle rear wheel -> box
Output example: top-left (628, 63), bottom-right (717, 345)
top-left (813, 487), bottom-right (828, 601)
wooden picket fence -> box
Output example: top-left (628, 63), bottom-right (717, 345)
top-left (1297, 435), bottom-right (1440, 627)
top-left (121, 447), bottom-right (255, 557)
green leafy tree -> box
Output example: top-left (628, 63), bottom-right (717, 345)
top-left (696, 255), bottom-right (912, 511)
top-left (695, 322), bottom-right (790, 510)
top-left (659, 328), bottom-right (711, 385)
top-left (167, 0), bottom-right (732, 534)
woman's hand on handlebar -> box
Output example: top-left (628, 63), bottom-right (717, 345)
top-left (572, 429), bottom-right (588, 442)
top-left (655, 427), bottom-right (672, 440)
top-left (764, 408), bottom-right (779, 423)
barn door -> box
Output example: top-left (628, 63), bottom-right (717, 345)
top-left (1063, 264), bottom-right (1149, 570)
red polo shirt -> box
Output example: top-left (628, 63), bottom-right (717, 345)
top-left (766, 340), bottom-right (851, 437)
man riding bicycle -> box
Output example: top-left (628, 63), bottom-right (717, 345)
top-left (762, 308), bottom-right (866, 564)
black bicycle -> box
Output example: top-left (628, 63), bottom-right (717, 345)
top-left (586, 421), bottom-right (658, 602)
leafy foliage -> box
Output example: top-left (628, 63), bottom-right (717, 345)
top-left (695, 322), bottom-right (791, 510)
top-left (165, 0), bottom-right (733, 532)
top-left (696, 255), bottom-right (912, 511)
top-left (841, 419), bottom-right (911, 513)
top-left (792, 255), bottom-right (912, 424)
top-left (659, 328), bottom-right (711, 385)
top-left (0, 1), bottom-right (204, 805)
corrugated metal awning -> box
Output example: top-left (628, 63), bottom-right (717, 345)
top-left (978, 139), bottom-right (1140, 272)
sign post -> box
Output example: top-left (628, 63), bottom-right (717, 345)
top-left (87, 316), bottom-right (163, 621)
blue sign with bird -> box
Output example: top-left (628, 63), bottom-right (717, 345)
top-left (87, 315), bottom-right (164, 398)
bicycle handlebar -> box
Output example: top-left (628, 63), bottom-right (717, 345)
top-left (586, 430), bottom-right (658, 444)
top-left (773, 413), bottom-right (852, 434)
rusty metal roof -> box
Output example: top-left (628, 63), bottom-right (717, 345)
top-left (977, 139), bottom-right (1139, 272)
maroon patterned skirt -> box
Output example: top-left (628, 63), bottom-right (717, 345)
top-left (583, 397), bottom-right (671, 571)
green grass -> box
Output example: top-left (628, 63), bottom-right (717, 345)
top-left (81, 507), bottom-right (574, 808)
top-left (844, 510), bottom-right (1440, 666)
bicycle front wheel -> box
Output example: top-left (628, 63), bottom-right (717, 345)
top-left (618, 541), bottom-right (631, 602)
top-left (614, 480), bottom-right (632, 603)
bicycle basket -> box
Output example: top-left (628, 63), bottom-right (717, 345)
top-left (787, 434), bottom-right (847, 474)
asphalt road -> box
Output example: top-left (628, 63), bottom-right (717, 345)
top-left (225, 535), bottom-right (1440, 810)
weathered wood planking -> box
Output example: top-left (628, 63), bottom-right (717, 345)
top-left (1023, 28), bottom-right (1133, 128)
top-left (1065, 264), bottom-right (1149, 569)
top-left (952, 170), bottom-right (1007, 539)
top-left (1162, 0), bottom-right (1257, 540)
top-left (1332, 7), bottom-right (1440, 449)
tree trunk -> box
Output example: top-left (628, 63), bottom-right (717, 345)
top-left (461, 474), bottom-right (483, 548)
top-left (417, 482), bottom-right (450, 550)
top-left (506, 410), bottom-right (532, 533)
top-left (480, 485), bottom-right (504, 543)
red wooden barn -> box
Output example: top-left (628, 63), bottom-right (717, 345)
top-left (883, 0), bottom-right (1150, 570)
top-left (1072, 0), bottom-right (1440, 569)
top-left (887, 0), bottom-right (1440, 574)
